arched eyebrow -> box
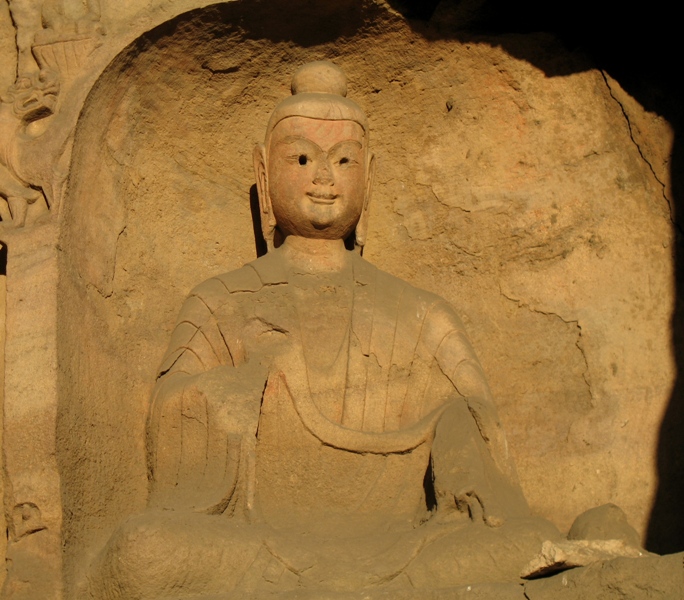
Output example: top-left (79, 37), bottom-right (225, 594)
top-left (329, 140), bottom-right (363, 153)
top-left (275, 136), bottom-right (363, 154)
top-left (276, 136), bottom-right (322, 152)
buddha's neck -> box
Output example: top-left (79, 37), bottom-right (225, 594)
top-left (280, 236), bottom-right (350, 273)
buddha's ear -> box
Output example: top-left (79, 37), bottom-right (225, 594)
top-left (253, 143), bottom-right (276, 251)
top-left (355, 153), bottom-right (375, 253)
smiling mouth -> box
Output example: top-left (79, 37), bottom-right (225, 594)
top-left (307, 191), bottom-right (338, 204)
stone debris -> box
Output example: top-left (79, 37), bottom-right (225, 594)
top-left (521, 539), bottom-right (645, 578)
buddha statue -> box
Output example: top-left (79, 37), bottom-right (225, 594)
top-left (85, 61), bottom-right (563, 600)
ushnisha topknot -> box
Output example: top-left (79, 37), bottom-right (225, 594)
top-left (265, 60), bottom-right (368, 142)
top-left (291, 61), bottom-right (348, 96)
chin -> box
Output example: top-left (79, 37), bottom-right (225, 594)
top-left (305, 206), bottom-right (339, 230)
top-left (305, 221), bottom-right (353, 239)
top-left (310, 219), bottom-right (336, 231)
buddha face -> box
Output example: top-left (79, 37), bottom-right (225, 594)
top-left (265, 116), bottom-right (369, 240)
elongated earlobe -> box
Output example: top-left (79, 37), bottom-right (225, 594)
top-left (355, 153), bottom-right (375, 254)
top-left (253, 143), bottom-right (276, 252)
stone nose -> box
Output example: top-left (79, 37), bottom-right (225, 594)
top-left (313, 158), bottom-right (334, 185)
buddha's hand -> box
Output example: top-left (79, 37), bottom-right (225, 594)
top-left (431, 400), bottom-right (509, 528)
top-left (432, 473), bottom-right (507, 528)
top-left (180, 360), bottom-right (269, 436)
top-left (148, 361), bottom-right (268, 513)
top-left (452, 486), bottom-right (507, 528)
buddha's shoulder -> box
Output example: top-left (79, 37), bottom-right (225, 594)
top-left (356, 256), bottom-right (465, 329)
top-left (355, 255), bottom-right (450, 306)
top-left (186, 253), bottom-right (284, 309)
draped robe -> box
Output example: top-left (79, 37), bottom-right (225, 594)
top-left (146, 249), bottom-right (528, 581)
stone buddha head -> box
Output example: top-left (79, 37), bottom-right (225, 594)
top-left (253, 61), bottom-right (375, 251)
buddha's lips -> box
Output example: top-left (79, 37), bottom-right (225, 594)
top-left (307, 191), bottom-right (338, 204)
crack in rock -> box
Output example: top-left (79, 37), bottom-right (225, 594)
top-left (499, 287), bottom-right (594, 403)
top-left (600, 70), bottom-right (680, 234)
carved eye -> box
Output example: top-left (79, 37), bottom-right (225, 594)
top-left (298, 155), bottom-right (308, 165)
top-left (339, 157), bottom-right (349, 165)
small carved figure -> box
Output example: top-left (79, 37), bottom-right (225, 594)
top-left (86, 62), bottom-right (563, 599)
top-left (2, 69), bottom-right (59, 122)
top-left (0, 92), bottom-right (49, 226)
top-left (10, 502), bottom-right (47, 541)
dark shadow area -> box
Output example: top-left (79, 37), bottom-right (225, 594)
top-left (652, 123), bottom-right (684, 554)
top-left (384, 0), bottom-right (683, 553)
top-left (423, 457), bottom-right (438, 512)
top-left (387, 1), bottom-right (680, 116)
top-left (0, 242), bottom-right (7, 276)
top-left (249, 184), bottom-right (268, 258)
top-left (130, 0), bottom-right (385, 52)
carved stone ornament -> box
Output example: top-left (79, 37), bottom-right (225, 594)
top-left (0, 0), bottom-right (104, 228)
top-left (1, 69), bottom-right (60, 123)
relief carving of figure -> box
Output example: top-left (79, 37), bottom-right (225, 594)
top-left (84, 61), bottom-right (609, 599)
